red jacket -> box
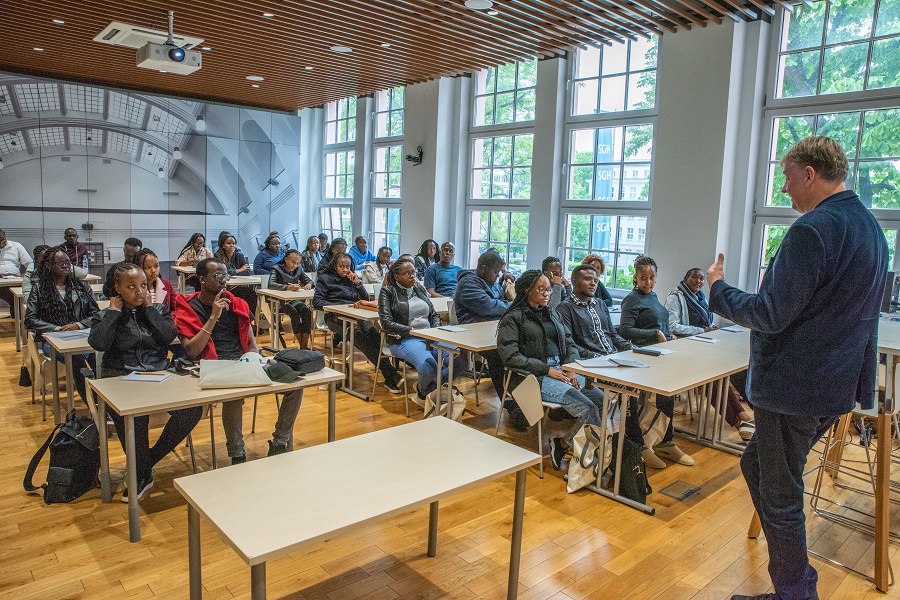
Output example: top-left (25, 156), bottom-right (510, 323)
top-left (174, 290), bottom-right (252, 359)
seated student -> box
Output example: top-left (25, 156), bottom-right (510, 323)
top-left (215, 232), bottom-right (256, 317)
top-left (379, 259), bottom-right (464, 404)
top-left (101, 237), bottom-right (146, 298)
top-left (59, 227), bottom-right (89, 268)
top-left (317, 232), bottom-right (330, 256)
top-left (557, 264), bottom-right (631, 359)
top-left (175, 258), bottom-right (302, 463)
top-left (252, 232), bottom-right (284, 276)
top-left (453, 250), bottom-right (519, 418)
top-left (175, 233), bottom-right (213, 267)
top-left (300, 236), bottom-right (323, 273)
top-left (581, 254), bottom-right (614, 307)
top-left (23, 245), bottom-right (91, 298)
top-left (619, 255), bottom-right (693, 469)
top-left (362, 246), bottom-right (392, 284)
top-left (88, 264), bottom-right (201, 500)
top-left (424, 242), bottom-right (461, 298)
top-left (542, 256), bottom-right (572, 310)
top-left (497, 270), bottom-right (605, 470)
top-left (313, 251), bottom-right (404, 393)
top-left (0, 228), bottom-right (33, 307)
top-left (349, 236), bottom-right (377, 271)
top-left (414, 239), bottom-right (439, 282)
top-left (666, 268), bottom-right (755, 440)
top-left (268, 249), bottom-right (314, 349)
top-left (25, 249), bottom-right (99, 402)
top-left (316, 238), bottom-right (348, 276)
top-left (134, 248), bottom-right (175, 312)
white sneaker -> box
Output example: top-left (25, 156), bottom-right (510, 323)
top-left (653, 442), bottom-right (695, 466)
top-left (738, 420), bottom-right (755, 441)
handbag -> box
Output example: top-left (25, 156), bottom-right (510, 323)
top-left (272, 348), bottom-right (326, 374)
top-left (638, 393), bottom-right (671, 450)
top-left (607, 434), bottom-right (652, 504)
top-left (424, 384), bottom-right (467, 421)
top-left (199, 352), bottom-right (272, 389)
top-left (24, 410), bottom-right (99, 504)
top-left (566, 424), bottom-right (612, 493)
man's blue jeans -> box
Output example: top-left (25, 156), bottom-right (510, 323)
top-left (742, 406), bottom-right (840, 600)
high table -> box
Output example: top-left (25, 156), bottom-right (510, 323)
top-left (175, 418), bottom-right (540, 600)
top-left (87, 366), bottom-right (344, 543)
top-left (256, 288), bottom-right (315, 351)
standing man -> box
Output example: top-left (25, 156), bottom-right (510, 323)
top-left (60, 227), bottom-right (89, 268)
top-left (0, 229), bottom-right (33, 308)
top-left (708, 137), bottom-right (887, 600)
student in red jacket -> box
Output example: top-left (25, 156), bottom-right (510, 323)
top-left (174, 258), bottom-right (303, 464)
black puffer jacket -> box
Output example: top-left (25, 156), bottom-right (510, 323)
top-left (25, 279), bottom-right (98, 342)
top-left (268, 264), bottom-right (313, 291)
top-left (497, 303), bottom-right (579, 389)
top-left (378, 284), bottom-right (440, 342)
top-left (312, 272), bottom-right (367, 309)
top-left (88, 305), bottom-right (177, 377)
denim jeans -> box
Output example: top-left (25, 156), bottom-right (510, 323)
top-left (42, 341), bottom-right (95, 402)
top-left (742, 406), bottom-right (840, 600)
top-left (221, 389), bottom-right (303, 457)
top-left (541, 357), bottom-right (604, 444)
top-left (389, 337), bottom-right (465, 396)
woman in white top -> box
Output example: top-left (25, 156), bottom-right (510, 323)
top-left (362, 246), bottom-right (393, 284)
top-left (174, 233), bottom-right (213, 266)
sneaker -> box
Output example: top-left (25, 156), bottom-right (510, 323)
top-left (738, 420), bottom-right (756, 441)
top-left (383, 377), bottom-right (403, 394)
top-left (410, 388), bottom-right (427, 407)
top-left (231, 454), bottom-right (247, 465)
top-left (267, 440), bottom-right (288, 457)
top-left (549, 438), bottom-right (567, 471)
top-left (654, 441), bottom-right (695, 466)
top-left (503, 400), bottom-right (529, 432)
top-left (121, 475), bottom-right (153, 502)
top-left (641, 447), bottom-right (667, 469)
top-left (731, 595), bottom-right (781, 600)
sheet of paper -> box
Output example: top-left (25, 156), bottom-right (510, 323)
top-left (438, 325), bottom-right (467, 332)
top-left (608, 306), bottom-right (621, 312)
top-left (51, 330), bottom-right (91, 340)
top-left (610, 357), bottom-right (649, 368)
top-left (122, 371), bottom-right (172, 382)
top-left (688, 336), bottom-right (720, 344)
top-left (576, 357), bottom-right (616, 368)
top-left (721, 326), bottom-right (746, 332)
top-left (511, 374), bottom-right (544, 426)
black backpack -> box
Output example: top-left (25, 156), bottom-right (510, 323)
top-left (24, 410), bottom-right (100, 504)
top-left (608, 435), bottom-right (652, 505)
top-left (273, 348), bottom-right (326, 374)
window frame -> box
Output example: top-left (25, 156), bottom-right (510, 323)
top-left (466, 209), bottom-right (531, 273)
top-left (471, 60), bottom-right (538, 129)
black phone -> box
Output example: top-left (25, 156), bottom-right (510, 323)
top-left (632, 347), bottom-right (662, 357)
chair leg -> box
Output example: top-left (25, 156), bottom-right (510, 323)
top-left (187, 433), bottom-right (198, 474)
top-left (251, 396), bottom-right (258, 433)
top-left (208, 405), bottom-right (217, 469)
top-left (275, 394), bottom-right (280, 411)
top-left (402, 362), bottom-right (410, 418)
top-left (495, 371), bottom-right (513, 436)
top-left (538, 419), bottom-right (544, 479)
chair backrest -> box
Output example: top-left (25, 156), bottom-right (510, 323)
top-left (26, 331), bottom-right (48, 385)
top-left (511, 373), bottom-right (545, 426)
top-left (372, 283), bottom-right (382, 299)
top-left (449, 300), bottom-right (459, 325)
top-left (315, 309), bottom-right (327, 328)
top-left (259, 273), bottom-right (270, 289)
top-left (306, 271), bottom-right (318, 284)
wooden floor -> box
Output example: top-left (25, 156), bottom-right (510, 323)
top-left (1, 318), bottom-right (898, 600)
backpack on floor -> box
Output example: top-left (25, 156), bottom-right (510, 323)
top-left (24, 410), bottom-right (100, 504)
top-left (607, 435), bottom-right (652, 504)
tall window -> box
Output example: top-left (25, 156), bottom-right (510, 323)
top-left (319, 206), bottom-right (352, 242)
top-left (325, 98), bottom-right (357, 144)
top-left (322, 98), bottom-right (357, 238)
top-left (563, 39), bottom-right (658, 289)
top-left (372, 207), bottom-right (401, 254)
top-left (471, 134), bottom-right (534, 200)
top-left (372, 87), bottom-right (405, 251)
top-left (375, 87), bottom-right (404, 138)
top-left (756, 1), bottom-right (900, 284)
top-left (468, 210), bottom-right (530, 274)
top-left (473, 60), bottom-right (537, 127)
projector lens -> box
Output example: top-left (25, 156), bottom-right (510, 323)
top-left (168, 47), bottom-right (186, 62)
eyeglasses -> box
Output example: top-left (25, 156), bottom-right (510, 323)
top-left (53, 261), bottom-right (71, 268)
top-left (209, 273), bottom-right (230, 282)
top-left (534, 286), bottom-right (552, 296)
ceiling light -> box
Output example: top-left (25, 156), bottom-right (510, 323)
top-left (330, 45), bottom-right (352, 53)
top-left (172, 147), bottom-right (183, 160)
top-left (159, 70), bottom-right (168, 73)
top-left (202, 46), bottom-right (212, 51)
top-left (195, 115), bottom-right (207, 132)
top-left (33, 48), bottom-right (44, 52)
top-left (464, 0), bottom-right (493, 9)
top-left (305, 66), bottom-right (314, 71)
top-left (52, 19), bottom-right (65, 25)
top-left (157, 168), bottom-right (166, 179)
top-left (246, 75), bottom-right (265, 81)
top-left (251, 84), bottom-right (260, 88)
top-left (262, 12), bottom-right (275, 17)
top-left (381, 43), bottom-right (391, 48)
top-left (487, 9), bottom-right (499, 15)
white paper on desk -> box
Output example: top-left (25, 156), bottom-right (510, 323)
top-left (576, 357), bottom-right (617, 368)
top-left (438, 325), bottom-right (467, 332)
top-left (688, 336), bottom-right (720, 344)
top-left (122, 371), bottom-right (172, 382)
top-left (608, 306), bottom-right (621, 312)
top-left (720, 326), bottom-right (746, 332)
top-left (51, 330), bottom-right (90, 340)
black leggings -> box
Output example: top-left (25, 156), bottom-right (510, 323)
top-left (325, 314), bottom-right (398, 382)
top-left (282, 300), bottom-right (312, 334)
top-left (107, 405), bottom-right (203, 480)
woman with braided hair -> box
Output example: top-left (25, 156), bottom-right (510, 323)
top-left (496, 269), bottom-right (604, 471)
top-left (25, 248), bottom-right (99, 402)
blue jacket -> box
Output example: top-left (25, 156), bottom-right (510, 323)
top-left (253, 250), bottom-right (284, 275)
top-left (710, 190), bottom-right (887, 415)
top-left (348, 246), bottom-right (376, 270)
top-left (453, 269), bottom-right (509, 324)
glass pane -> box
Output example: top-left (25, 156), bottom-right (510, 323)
top-left (570, 129), bottom-right (596, 163)
top-left (515, 89), bottom-right (536, 122)
top-left (576, 46), bottom-right (601, 79)
top-left (857, 161), bottom-right (900, 208)
top-left (618, 216), bottom-right (647, 253)
top-left (626, 164), bottom-right (651, 201)
top-left (517, 60), bottom-right (537, 87)
top-left (492, 169), bottom-right (511, 198)
top-left (629, 37), bottom-right (658, 70)
top-left (495, 92), bottom-right (515, 124)
top-left (876, 2), bottom-right (900, 36)
top-left (768, 163), bottom-right (791, 207)
top-left (566, 214), bottom-right (591, 248)
top-left (861, 108), bottom-right (900, 158)
top-left (393, 87), bottom-right (405, 110)
top-left (513, 135), bottom-right (533, 166)
top-left (569, 166), bottom-right (594, 200)
top-left (475, 68), bottom-right (494, 95)
top-left (601, 43), bottom-right (628, 75)
top-left (475, 95), bottom-right (494, 127)
top-left (511, 167), bottom-right (531, 199)
top-left (493, 136), bottom-right (512, 167)
top-left (761, 224), bottom-right (790, 267)
top-left (597, 127), bottom-right (623, 162)
top-left (376, 111), bottom-right (388, 138)
top-left (497, 63), bottom-right (517, 92)
top-left (868, 37), bottom-right (900, 90)
top-left (573, 78), bottom-right (599, 115)
top-left (510, 212), bottom-right (530, 245)
top-left (772, 115), bottom-right (815, 160)
top-left (490, 212), bottom-right (509, 242)
top-left (815, 111), bottom-right (861, 157)
top-left (884, 229), bottom-right (897, 270)
top-left (388, 173), bottom-right (401, 197)
top-left (784, 0), bottom-right (827, 50)
top-left (778, 50), bottom-right (822, 98)
top-left (627, 71), bottom-right (656, 110)
top-left (388, 146), bottom-right (402, 171)
top-left (820, 42), bottom-right (868, 94)
top-left (595, 165), bottom-right (621, 201)
top-left (624, 125), bottom-right (652, 161)
top-left (474, 169), bottom-right (490, 199)
top-left (599, 75), bottom-right (627, 112)
top-left (825, 0), bottom-right (874, 45)
top-left (375, 173), bottom-right (388, 197)
top-left (591, 215), bottom-right (617, 251)
top-left (565, 249), bottom-right (589, 274)
top-left (473, 137), bottom-right (490, 169)
top-left (389, 110), bottom-right (404, 136)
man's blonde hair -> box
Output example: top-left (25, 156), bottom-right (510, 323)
top-left (781, 136), bottom-right (849, 183)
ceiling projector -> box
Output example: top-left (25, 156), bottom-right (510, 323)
top-left (137, 42), bottom-right (202, 74)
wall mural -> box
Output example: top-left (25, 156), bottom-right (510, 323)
top-left (0, 71), bottom-right (302, 273)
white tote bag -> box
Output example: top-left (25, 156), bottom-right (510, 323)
top-left (566, 423), bottom-right (613, 493)
top-left (424, 384), bottom-right (467, 421)
top-left (199, 352), bottom-right (273, 389)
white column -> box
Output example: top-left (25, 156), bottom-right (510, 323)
top-left (353, 95), bottom-right (374, 241)
top-left (298, 107), bottom-right (324, 237)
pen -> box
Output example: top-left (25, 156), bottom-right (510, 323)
top-left (137, 371), bottom-right (163, 376)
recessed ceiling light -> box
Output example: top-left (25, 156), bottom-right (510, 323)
top-left (246, 75), bottom-right (265, 81)
top-left (381, 43), bottom-right (391, 48)
top-left (464, 0), bottom-right (493, 9)
top-left (251, 84), bottom-right (260, 88)
top-left (202, 46), bottom-right (212, 51)
top-left (330, 45), bottom-right (352, 53)
top-left (52, 19), bottom-right (65, 25)
top-left (262, 12), bottom-right (275, 17)
top-left (305, 66), bottom-right (314, 71)
top-left (33, 48), bottom-right (44, 52)
top-left (487, 9), bottom-right (499, 15)
top-left (159, 70), bottom-right (168, 73)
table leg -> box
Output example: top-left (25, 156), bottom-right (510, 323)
top-left (328, 381), bottom-right (336, 442)
top-left (338, 318), bottom-right (368, 401)
top-left (507, 469), bottom-right (527, 599)
top-left (14, 294), bottom-right (21, 354)
top-left (251, 563), bottom-right (266, 600)
top-left (273, 299), bottom-right (282, 351)
top-left (178, 272), bottom-right (186, 295)
top-left (51, 346), bottom-right (61, 424)
top-left (427, 500), bottom-right (439, 557)
top-left (874, 410), bottom-right (890, 591)
top-left (125, 415), bottom-right (141, 543)
top-left (434, 346), bottom-right (444, 417)
top-left (189, 504), bottom-right (202, 599)
top-left (64, 353), bottom-right (75, 413)
top-left (96, 394), bottom-right (112, 503)
top-left (348, 319), bottom-right (356, 391)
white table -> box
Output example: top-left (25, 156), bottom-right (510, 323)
top-left (175, 418), bottom-right (540, 600)
top-left (323, 304), bottom-right (381, 401)
top-left (87, 366), bottom-right (344, 543)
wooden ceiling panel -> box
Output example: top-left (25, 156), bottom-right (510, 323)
top-left (0, 0), bottom-right (785, 112)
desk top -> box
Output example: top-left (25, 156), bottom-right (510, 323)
top-left (323, 303), bottom-right (381, 322)
top-left (411, 320), bottom-right (500, 352)
top-left (0, 276), bottom-right (23, 287)
top-left (88, 366), bottom-right (344, 416)
top-left (257, 288), bottom-right (315, 301)
top-left (173, 265), bottom-right (199, 274)
top-left (227, 275), bottom-right (262, 287)
top-left (11, 287), bottom-right (22, 298)
top-left (174, 418), bottom-right (540, 565)
top-left (684, 328), bottom-right (751, 354)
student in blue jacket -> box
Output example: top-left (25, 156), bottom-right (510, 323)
top-left (252, 232), bottom-right (284, 275)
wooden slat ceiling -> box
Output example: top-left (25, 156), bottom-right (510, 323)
top-left (0, 0), bottom-right (789, 113)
